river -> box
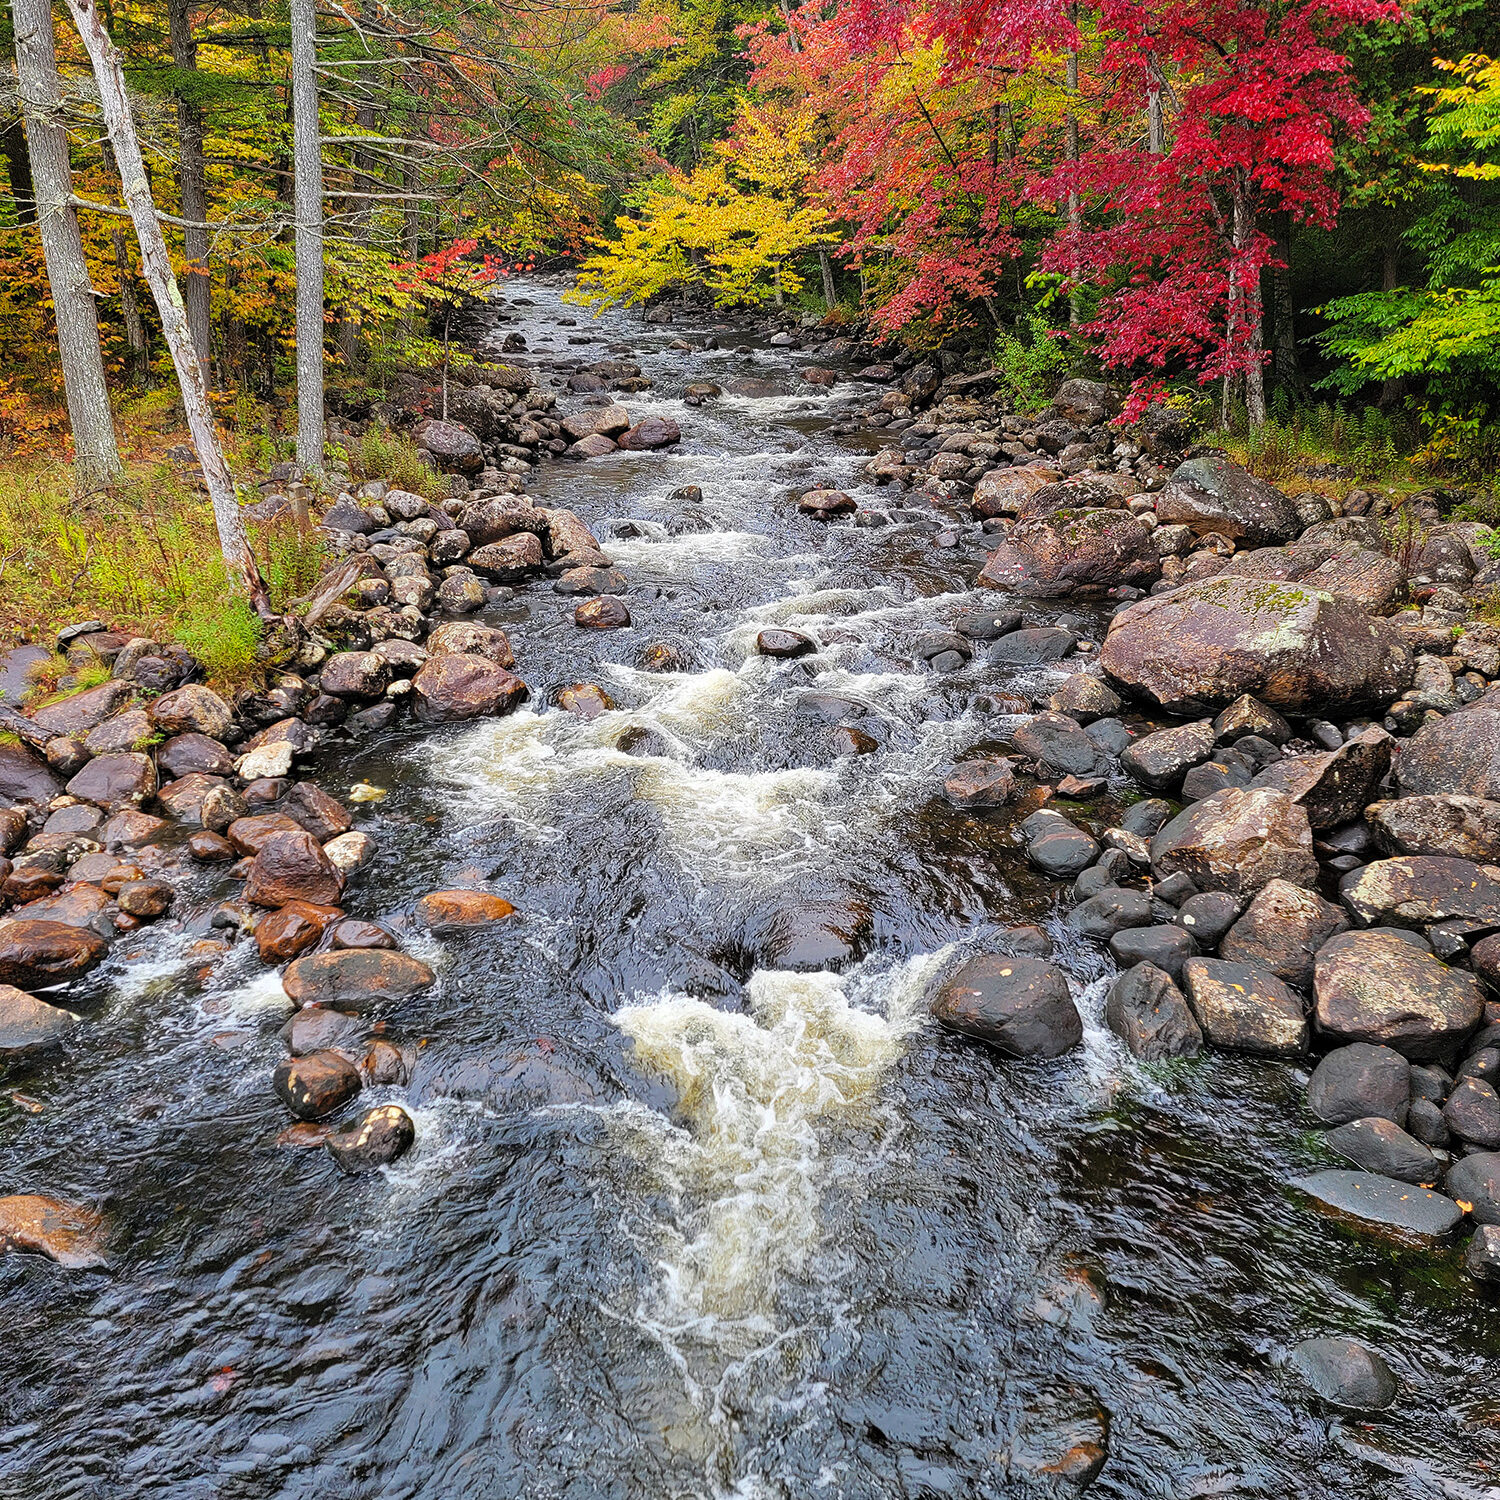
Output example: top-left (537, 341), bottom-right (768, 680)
top-left (2, 281), bottom-right (1497, 1500)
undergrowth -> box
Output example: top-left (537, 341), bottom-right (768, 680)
top-left (346, 424), bottom-right (446, 500)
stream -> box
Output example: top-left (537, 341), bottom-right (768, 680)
top-left (3, 281), bottom-right (1499, 1500)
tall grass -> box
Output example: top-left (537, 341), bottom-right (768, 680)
top-left (348, 423), bottom-right (447, 499)
top-left (1223, 398), bottom-right (1408, 485)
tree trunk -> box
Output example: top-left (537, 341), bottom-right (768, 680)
top-left (111, 225), bottom-right (149, 386)
top-left (1, 113), bottom-right (35, 225)
top-left (289, 0), bottom-right (324, 473)
top-left (1270, 210), bottom-right (1308, 401)
top-left (1064, 5), bottom-right (1081, 327)
top-left (1230, 176), bottom-right (1266, 428)
top-left (1146, 52), bottom-right (1164, 154)
top-left (819, 247), bottom-right (836, 310)
top-left (166, 0), bottom-right (210, 368)
top-left (14, 0), bottom-right (122, 489)
top-left (1377, 238), bottom-right (1406, 411)
top-left (63, 0), bottom-right (268, 606)
top-left (774, 261), bottom-right (783, 307)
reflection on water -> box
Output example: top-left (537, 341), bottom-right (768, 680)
top-left (2, 279), bottom-right (1498, 1500)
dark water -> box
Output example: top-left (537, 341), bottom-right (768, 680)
top-left (3, 283), bottom-right (1497, 1500)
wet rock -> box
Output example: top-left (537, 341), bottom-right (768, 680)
top-left (1120, 720), bottom-right (1214, 791)
top-left (943, 758), bottom-right (1016, 808)
top-left (756, 628), bottom-right (815, 660)
top-left (1465, 1224), bottom-right (1500, 1281)
top-left (227, 813), bottom-right (304, 856)
top-left (255, 900), bottom-right (341, 962)
top-left (988, 628), bottom-right (1076, 665)
top-left (1099, 576), bottom-right (1414, 716)
top-left (1448, 1152), bottom-right (1500, 1224)
top-left (0, 745), bottom-right (62, 808)
top-left (1219, 880), bottom-right (1349, 991)
top-left (0, 919), bottom-right (107, 991)
top-left (575, 596), bottom-right (631, 629)
top-left (1105, 962), bottom-right (1203, 1060)
top-left (281, 948), bottom-right (435, 1010)
top-left (754, 901), bottom-right (867, 971)
top-left (1307, 1043), bottom-right (1410, 1127)
top-left (437, 572), bottom-right (486, 613)
top-left (281, 782), bottom-right (353, 844)
top-left (326, 1103), bottom-right (416, 1172)
top-left (116, 879), bottom-right (174, 919)
top-left (560, 404), bottom-right (630, 441)
top-left (1289, 1338), bottom-right (1398, 1412)
top-left (1108, 924), bottom-right (1195, 980)
top-left (1313, 930), bottom-right (1483, 1059)
top-left (328, 918), bottom-right (397, 951)
top-left (411, 652), bottom-right (527, 724)
top-left (830, 725), bottom-right (878, 756)
top-left (978, 509), bottom-right (1159, 596)
top-left (1006, 1384), bottom-right (1110, 1490)
top-left (81, 707), bottom-right (152, 757)
top-left (272, 1049), bottom-right (362, 1119)
top-left (157, 732), bottom-right (236, 780)
top-left (1367, 795), bottom-right (1500, 863)
top-left (1029, 825), bottom-right (1101, 878)
top-left (1291, 1169), bottom-right (1462, 1240)
top-left (11, 884), bottom-right (111, 930)
top-left (1339, 855), bottom-right (1500, 930)
top-left (0, 984), bottom-right (75, 1055)
top-left (798, 488), bottom-right (856, 519)
top-left (156, 772), bottom-right (232, 828)
top-left (1182, 957), bottom-right (1309, 1055)
top-left (1011, 713), bottom-right (1099, 778)
top-left (319, 651), bottom-right (391, 700)
top-left (1068, 889), bottom-right (1153, 940)
top-left (1445, 1075), bottom-right (1500, 1148)
top-left (955, 607), bottom-right (1022, 641)
top-left (1326, 1117), bottom-right (1440, 1184)
top-left (0, 1194), bottom-right (108, 1268)
top-left (65, 752), bottom-right (156, 810)
top-left (280, 1005), bottom-right (365, 1056)
top-left (617, 416), bottom-right (681, 451)
top-left (362, 1038), bottom-right (410, 1086)
top-left (244, 829), bottom-right (345, 909)
top-left (1214, 694), bottom-right (1291, 745)
top-left (469, 532), bottom-right (545, 580)
top-left (1397, 694), bottom-right (1500, 800)
top-left (30, 680), bottom-right (134, 738)
top-left (931, 954), bottom-right (1083, 1058)
top-left (1150, 787), bottom-right (1316, 896)
top-left (148, 684), bottom-right (233, 740)
top-left (415, 889), bottom-right (516, 930)
top-left (322, 830), bottom-right (376, 877)
top-left (99, 809), bottom-right (167, 848)
top-left (1047, 675), bottom-right (1121, 724)
top-left (1155, 456), bottom-right (1302, 545)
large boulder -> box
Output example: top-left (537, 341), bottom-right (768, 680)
top-left (243, 829), bottom-right (345, 909)
top-left (560, 405), bottom-right (630, 442)
top-left (1154, 456), bottom-right (1302, 546)
top-left (1397, 694), bottom-right (1500, 799)
top-left (1313, 929), bottom-right (1483, 1058)
top-left (1367, 795), bottom-right (1500, 863)
top-left (0, 744), bottom-right (62, 806)
top-left (29, 680), bottom-right (134, 738)
top-left (1219, 879), bottom-right (1349, 991)
top-left (1249, 726), bottom-right (1393, 830)
top-left (616, 416), bottom-right (682, 451)
top-left (1150, 787), bottom-right (1317, 895)
top-left (411, 653), bottom-right (528, 723)
top-left (1221, 542), bottom-right (1405, 613)
top-left (1049, 378), bottom-right (1118, 427)
top-left (65, 752), bottom-right (156, 809)
top-left (1182, 958), bottom-right (1309, 1055)
top-left (971, 465), bottom-right (1060, 519)
top-left (1099, 576), bottom-right (1414, 716)
top-left (931, 954), bottom-right (1082, 1058)
top-left (977, 510), bottom-right (1160, 596)
top-left (415, 418), bottom-right (482, 471)
top-left (0, 919), bottom-right (107, 991)
top-left (1104, 962), bottom-right (1203, 1060)
top-left (425, 621), bottom-right (515, 668)
top-left (1306, 1043), bottom-right (1411, 1127)
top-left (456, 495), bottom-right (546, 546)
top-left (1338, 855), bottom-right (1500, 929)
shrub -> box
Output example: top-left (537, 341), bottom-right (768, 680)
top-left (349, 424), bottom-right (444, 499)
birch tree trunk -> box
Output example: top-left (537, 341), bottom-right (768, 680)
top-left (63, 0), bottom-right (268, 606)
top-left (819, 247), bottom-right (836, 310)
top-left (166, 0), bottom-right (211, 368)
top-left (289, 0), bottom-right (324, 472)
top-left (13, 0), bottom-right (122, 489)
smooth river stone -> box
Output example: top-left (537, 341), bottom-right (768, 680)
top-left (1290, 1169), bottom-right (1464, 1240)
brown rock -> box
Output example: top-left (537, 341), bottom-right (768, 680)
top-left (271, 1049), bottom-right (362, 1119)
top-left (361, 1038), bottom-right (411, 1086)
top-left (187, 830), bottom-right (237, 862)
top-left (280, 1005), bottom-right (364, 1056)
top-left (1367, 794), bottom-right (1500, 863)
top-left (255, 900), bottom-right (341, 962)
top-left (0, 919), bottom-right (107, 989)
top-left (148, 684), bottom-right (234, 740)
top-left (30, 680), bottom-right (134, 738)
top-left (1154, 456), bottom-right (1302, 545)
top-left (83, 707), bottom-right (153, 757)
top-left (557, 683), bottom-right (615, 719)
top-left (281, 948), bottom-right (436, 1010)
top-left (798, 489), bottom-right (856, 518)
top-left (157, 732), bottom-right (236, 779)
top-left (971, 465), bottom-right (1059, 519)
top-left (1182, 957), bottom-right (1309, 1055)
top-left (226, 813), bottom-right (304, 856)
top-left (100, 810), bottom-right (168, 848)
top-left (1249, 725), bottom-right (1393, 831)
top-left (415, 889), bottom-right (517, 930)
top-left (65, 752), bottom-right (156, 809)
top-left (0, 984), bottom-right (75, 1055)
top-left (115, 879), bottom-right (174, 919)
top-left (1339, 855), bottom-right (1500, 929)
top-left (575, 596), bottom-right (631, 629)
top-left (328, 918), bottom-right (398, 950)
top-left (978, 509), bottom-right (1160, 596)
top-left (244, 829), bottom-right (345, 909)
top-left (469, 532), bottom-right (544, 580)
top-left (411, 652), bottom-right (528, 724)
top-left (281, 782), bottom-right (353, 842)
top-left (1219, 879), bottom-right (1349, 990)
top-left (2, 865), bottom-right (63, 904)
top-left (425, 620), bottom-right (516, 668)
top-left (1150, 786), bottom-right (1318, 895)
top-left (943, 758), bottom-right (1016, 808)
top-left (0, 1194), bottom-right (108, 1268)
top-left (0, 744), bottom-right (63, 806)
top-left (318, 651), bottom-right (391, 700)
top-left (326, 1103), bottom-right (415, 1172)
top-left (156, 772), bottom-right (233, 827)
top-left (616, 416), bottom-right (681, 450)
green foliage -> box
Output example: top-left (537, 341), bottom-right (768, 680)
top-left (1222, 399), bottom-right (1408, 484)
top-left (175, 593), bottom-right (264, 683)
top-left (991, 313), bottom-right (1070, 413)
top-left (348, 424), bottom-right (445, 500)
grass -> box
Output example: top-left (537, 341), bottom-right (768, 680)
top-left (345, 424), bottom-right (447, 501)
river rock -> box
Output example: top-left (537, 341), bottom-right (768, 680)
top-left (1307, 1044), bottom-right (1411, 1127)
top-left (82, 707), bottom-right (152, 757)
top-left (281, 782), bottom-right (353, 842)
top-left (566, 432), bottom-right (616, 458)
top-left (272, 1049), bottom-right (362, 1119)
top-left (1155, 456), bottom-right (1302, 545)
top-left (1339, 855), bottom-right (1500, 929)
top-left (1465, 1224), bottom-right (1500, 1281)
top-left (30, 680), bottom-right (134, 738)
top-left (1011, 713), bottom-right (1099, 778)
top-left (561, 404), bottom-right (630, 441)
top-left (99, 809), bottom-right (167, 848)
top-left (1445, 1075), bottom-right (1500, 1148)
top-left (0, 1194), bottom-right (108, 1269)
top-left (1313, 929), bottom-right (1483, 1058)
top-left (280, 1005), bottom-right (365, 1056)
top-left (972, 465), bottom-right (1057, 519)
top-left (798, 489), bottom-right (856, 518)
top-left (1150, 787), bottom-right (1317, 895)
top-left (156, 772), bottom-right (232, 827)
top-left (255, 900), bottom-right (340, 962)
top-left (426, 620), bottom-right (516, 668)
top-left (1326, 1117), bottom-right (1441, 1184)
top-left (326, 1104), bottom-right (416, 1173)
top-left (1006, 1383), bottom-right (1110, 1489)
top-left (1289, 1337), bottom-right (1398, 1412)
top-left (328, 918), bottom-right (398, 951)
top-left (10, 884), bottom-right (111, 930)
top-left (1250, 726), bottom-right (1393, 832)
top-left (0, 745), bottom-right (62, 807)
top-left (0, 984), bottom-right (75, 1055)
top-left (319, 651), bottom-right (391, 700)
top-left (1366, 795), bottom-right (1500, 863)
top-left (977, 509), bottom-right (1159, 596)
top-left (323, 831), bottom-right (375, 876)
top-left (1213, 694), bottom-right (1291, 746)
top-left (415, 889), bottom-right (517, 930)
top-left (148, 684), bottom-right (233, 740)
top-left (415, 418), bottom-right (482, 471)
top-left (456, 496), bottom-right (545, 546)
top-left (1108, 924), bottom-right (1195, 980)
top-left (1397, 694), bottom-right (1500, 799)
top-left (1291, 1168), bottom-right (1462, 1239)
top-left (931, 954), bottom-right (1082, 1058)
top-left (1047, 675), bottom-right (1121, 723)
top-left (1182, 957), bottom-right (1308, 1054)
top-left (617, 416), bottom-right (681, 451)
top-left (1068, 889), bottom-right (1153, 940)
top-left (987, 628), bottom-right (1075, 665)
top-left (468, 532), bottom-right (544, 580)
top-left (157, 732), bottom-right (236, 780)
top-left (727, 377), bottom-right (789, 397)
top-left (1121, 720), bottom-right (1214, 791)
top-left (244, 829), bottom-right (345, 909)
top-left (1219, 880), bottom-right (1349, 990)
top-left (943, 758), bottom-right (1016, 808)
top-left (281, 948), bottom-right (435, 1010)
top-left (575, 597), bottom-right (631, 629)
top-left (0, 920), bottom-right (107, 991)
top-left (65, 752), bottom-right (156, 809)
top-left (1028, 824), bottom-right (1101, 878)
top-left (1446, 1152), bottom-right (1500, 1224)
top-left (1099, 576), bottom-right (1414, 716)
top-left (116, 879), bottom-right (173, 919)
top-left (1105, 962), bottom-right (1203, 1060)
top-left (227, 813), bottom-right (303, 856)
top-left (411, 652), bottom-right (527, 723)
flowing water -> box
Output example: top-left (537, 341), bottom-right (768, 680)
top-left (4, 283), bottom-right (1499, 1500)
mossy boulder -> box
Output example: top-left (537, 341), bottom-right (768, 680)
top-left (1155, 456), bottom-right (1302, 545)
top-left (1099, 575), bottom-right (1414, 715)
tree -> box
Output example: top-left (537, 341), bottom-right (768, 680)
top-left (166, 0), bottom-right (211, 366)
top-left (12, 0), bottom-right (122, 487)
top-left (64, 0), bottom-right (268, 604)
top-left (290, 0), bottom-right (323, 472)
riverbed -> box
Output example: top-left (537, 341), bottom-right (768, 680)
top-left (2, 281), bottom-right (1497, 1500)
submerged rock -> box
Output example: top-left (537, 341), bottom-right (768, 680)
top-left (1290, 1169), bottom-right (1462, 1240)
top-left (326, 1104), bottom-right (416, 1172)
top-left (0, 1194), bottom-right (108, 1269)
top-left (1289, 1337), bottom-right (1398, 1412)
